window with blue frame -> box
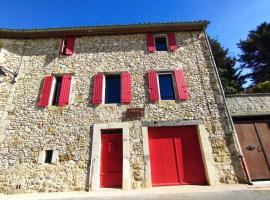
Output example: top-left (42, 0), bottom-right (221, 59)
top-left (105, 75), bottom-right (121, 103)
top-left (155, 37), bottom-right (168, 51)
top-left (158, 74), bottom-right (175, 100)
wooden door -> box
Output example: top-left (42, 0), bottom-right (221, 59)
top-left (100, 131), bottom-right (123, 188)
top-left (148, 126), bottom-right (207, 186)
top-left (235, 122), bottom-right (270, 180)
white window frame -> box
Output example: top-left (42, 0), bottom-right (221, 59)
top-left (157, 72), bottom-right (177, 101)
top-left (154, 34), bottom-right (169, 51)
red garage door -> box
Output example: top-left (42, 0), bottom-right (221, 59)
top-left (148, 126), bottom-right (207, 186)
top-left (100, 130), bottom-right (123, 188)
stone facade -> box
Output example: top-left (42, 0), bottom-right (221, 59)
top-left (0, 24), bottom-right (245, 193)
top-left (226, 93), bottom-right (270, 116)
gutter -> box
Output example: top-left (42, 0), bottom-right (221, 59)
top-left (203, 30), bottom-right (252, 184)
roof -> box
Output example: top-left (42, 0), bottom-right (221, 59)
top-left (0, 21), bottom-right (209, 39)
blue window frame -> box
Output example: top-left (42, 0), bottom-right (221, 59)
top-left (155, 37), bottom-right (168, 51)
top-left (105, 75), bottom-right (121, 103)
top-left (158, 74), bottom-right (175, 100)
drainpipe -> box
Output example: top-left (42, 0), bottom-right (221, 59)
top-left (203, 30), bottom-right (252, 184)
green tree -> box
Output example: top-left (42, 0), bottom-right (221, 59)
top-left (238, 22), bottom-right (270, 86)
top-left (209, 37), bottom-right (243, 94)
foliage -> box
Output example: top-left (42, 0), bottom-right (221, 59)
top-left (248, 80), bottom-right (270, 93)
top-left (209, 37), bottom-right (243, 94)
top-left (238, 22), bottom-right (270, 86)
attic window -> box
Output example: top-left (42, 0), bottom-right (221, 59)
top-left (155, 37), bottom-right (168, 51)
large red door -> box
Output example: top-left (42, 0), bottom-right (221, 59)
top-left (148, 126), bottom-right (207, 186)
top-left (100, 130), bottom-right (123, 188)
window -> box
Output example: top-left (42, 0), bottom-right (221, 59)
top-left (147, 33), bottom-right (177, 52)
top-left (158, 73), bottom-right (175, 100)
top-left (52, 76), bottom-right (62, 105)
top-left (148, 69), bottom-right (188, 102)
top-left (38, 150), bottom-right (59, 164)
top-left (155, 37), bottom-right (168, 51)
top-left (92, 72), bottom-right (132, 105)
top-left (45, 150), bottom-right (53, 163)
top-left (60, 37), bottom-right (75, 55)
top-left (39, 75), bottom-right (72, 107)
top-left (105, 75), bottom-right (121, 104)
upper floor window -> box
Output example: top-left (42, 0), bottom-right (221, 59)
top-left (105, 75), bottom-right (121, 104)
top-left (92, 72), bottom-right (132, 105)
top-left (158, 73), bottom-right (175, 100)
top-left (148, 69), bottom-right (188, 102)
top-left (147, 33), bottom-right (177, 52)
top-left (155, 37), bottom-right (168, 51)
top-left (60, 37), bottom-right (75, 55)
top-left (39, 75), bottom-right (72, 107)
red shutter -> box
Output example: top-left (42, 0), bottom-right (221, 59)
top-left (146, 33), bottom-right (156, 52)
top-left (148, 70), bottom-right (159, 102)
top-left (167, 33), bottom-right (177, 51)
top-left (39, 76), bottom-right (54, 107)
top-left (92, 73), bottom-right (104, 105)
top-left (58, 75), bottom-right (72, 106)
top-left (65, 37), bottom-right (75, 55)
top-left (59, 39), bottom-right (65, 54)
top-left (121, 72), bottom-right (132, 104)
top-left (174, 69), bottom-right (188, 100)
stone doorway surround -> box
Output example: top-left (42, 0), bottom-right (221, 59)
top-left (142, 120), bottom-right (217, 188)
top-left (89, 122), bottom-right (131, 190)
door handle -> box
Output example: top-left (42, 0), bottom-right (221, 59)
top-left (246, 145), bottom-right (255, 151)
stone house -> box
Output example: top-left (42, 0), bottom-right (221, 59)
top-left (0, 21), bottom-right (247, 193)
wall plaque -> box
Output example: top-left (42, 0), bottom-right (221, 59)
top-left (126, 108), bottom-right (144, 119)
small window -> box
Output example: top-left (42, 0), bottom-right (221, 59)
top-left (105, 75), bottom-right (121, 104)
top-left (158, 74), bottom-right (175, 100)
top-left (155, 37), bottom-right (168, 51)
top-left (45, 150), bottom-right (53, 164)
top-left (52, 76), bottom-right (63, 106)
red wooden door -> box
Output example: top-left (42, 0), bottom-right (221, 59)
top-left (148, 126), bottom-right (207, 186)
top-left (235, 121), bottom-right (270, 180)
top-left (100, 131), bottom-right (123, 188)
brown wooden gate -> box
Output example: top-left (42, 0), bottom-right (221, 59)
top-left (234, 120), bottom-right (270, 181)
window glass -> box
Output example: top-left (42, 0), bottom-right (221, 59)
top-left (155, 37), bottom-right (168, 51)
top-left (52, 76), bottom-right (62, 105)
top-left (45, 150), bottom-right (53, 164)
top-left (158, 74), bottom-right (175, 100)
top-left (105, 75), bottom-right (121, 103)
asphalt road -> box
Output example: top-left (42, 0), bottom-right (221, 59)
top-left (39, 190), bottom-right (270, 200)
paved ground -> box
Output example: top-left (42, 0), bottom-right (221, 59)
top-left (3, 185), bottom-right (270, 200)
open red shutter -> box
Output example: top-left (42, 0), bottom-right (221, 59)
top-left (58, 75), bottom-right (72, 106)
top-left (174, 69), bottom-right (188, 100)
top-left (39, 76), bottom-right (54, 107)
top-left (59, 39), bottom-right (65, 54)
top-left (148, 70), bottom-right (159, 102)
top-left (65, 37), bottom-right (75, 55)
top-left (147, 33), bottom-right (156, 52)
top-left (121, 72), bottom-right (132, 104)
top-left (167, 33), bottom-right (177, 51)
top-left (92, 73), bottom-right (104, 105)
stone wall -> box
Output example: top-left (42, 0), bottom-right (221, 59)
top-left (0, 31), bottom-right (245, 193)
top-left (226, 93), bottom-right (270, 116)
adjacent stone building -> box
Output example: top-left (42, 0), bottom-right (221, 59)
top-left (0, 21), bottom-right (246, 193)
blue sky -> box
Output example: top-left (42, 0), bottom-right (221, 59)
top-left (1, 0), bottom-right (269, 58)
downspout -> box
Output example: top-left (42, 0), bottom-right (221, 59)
top-left (203, 30), bottom-right (252, 184)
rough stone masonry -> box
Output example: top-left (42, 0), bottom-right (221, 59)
top-left (0, 22), bottom-right (246, 193)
